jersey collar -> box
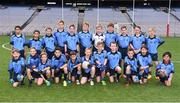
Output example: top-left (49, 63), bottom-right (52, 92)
top-left (95, 33), bottom-right (103, 36)
top-left (45, 34), bottom-right (53, 38)
top-left (14, 34), bottom-right (23, 38)
top-left (57, 29), bottom-right (65, 33)
top-left (106, 31), bottom-right (114, 34)
top-left (120, 34), bottom-right (128, 36)
top-left (32, 38), bottom-right (40, 41)
top-left (110, 51), bottom-right (118, 55)
top-left (68, 32), bottom-right (76, 37)
top-left (12, 57), bottom-right (21, 62)
top-left (82, 31), bottom-right (89, 34)
top-left (148, 35), bottom-right (156, 39)
top-left (54, 55), bottom-right (62, 59)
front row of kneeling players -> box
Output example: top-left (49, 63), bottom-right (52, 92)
top-left (8, 41), bottom-right (174, 87)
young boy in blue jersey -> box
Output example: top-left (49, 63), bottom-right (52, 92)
top-left (78, 22), bottom-right (92, 57)
top-left (26, 47), bottom-right (40, 87)
top-left (130, 26), bottom-right (145, 55)
top-left (54, 20), bottom-right (67, 54)
top-left (124, 49), bottom-right (139, 86)
top-left (27, 30), bottom-right (42, 55)
top-left (80, 48), bottom-right (96, 85)
top-left (51, 47), bottom-right (68, 86)
top-left (65, 24), bottom-right (79, 55)
top-left (93, 42), bottom-right (107, 85)
top-left (117, 26), bottom-right (131, 60)
top-left (67, 51), bottom-right (81, 85)
top-left (107, 42), bottom-right (122, 83)
top-left (35, 52), bottom-right (51, 86)
top-left (8, 49), bottom-right (25, 87)
top-left (137, 46), bottom-right (152, 84)
top-left (156, 52), bottom-right (174, 87)
top-left (105, 23), bottom-right (117, 52)
top-left (146, 27), bottom-right (164, 66)
top-left (10, 26), bottom-right (26, 58)
top-left (42, 27), bottom-right (57, 59)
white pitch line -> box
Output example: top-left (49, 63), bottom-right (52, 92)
top-left (1, 42), bottom-right (31, 54)
top-left (2, 42), bottom-right (11, 51)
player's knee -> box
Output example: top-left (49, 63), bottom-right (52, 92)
top-left (46, 70), bottom-right (51, 76)
top-left (96, 76), bottom-right (100, 83)
top-left (37, 78), bottom-right (43, 86)
top-left (55, 77), bottom-right (59, 84)
top-left (109, 76), bottom-right (114, 83)
top-left (115, 66), bottom-right (121, 73)
top-left (27, 68), bottom-right (31, 73)
top-left (144, 79), bottom-right (148, 83)
top-left (12, 82), bottom-right (18, 88)
top-left (91, 66), bottom-right (96, 73)
top-left (80, 78), bottom-right (86, 85)
top-left (126, 66), bottom-right (131, 74)
top-left (63, 67), bottom-right (68, 73)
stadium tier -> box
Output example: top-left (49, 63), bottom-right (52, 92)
top-left (0, 6), bottom-right (180, 36)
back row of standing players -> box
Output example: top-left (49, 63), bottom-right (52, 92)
top-left (9, 20), bottom-right (175, 87)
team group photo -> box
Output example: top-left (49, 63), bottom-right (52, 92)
top-left (0, 0), bottom-right (180, 102)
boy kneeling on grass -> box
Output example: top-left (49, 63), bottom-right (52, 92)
top-left (8, 49), bottom-right (25, 88)
top-left (33, 52), bottom-right (51, 86)
top-left (156, 52), bottom-right (174, 87)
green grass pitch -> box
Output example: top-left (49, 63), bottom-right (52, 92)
top-left (0, 35), bottom-right (180, 102)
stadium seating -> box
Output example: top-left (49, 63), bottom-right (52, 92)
top-left (23, 7), bottom-right (78, 34)
top-left (0, 6), bottom-right (180, 36)
top-left (0, 7), bottom-right (34, 33)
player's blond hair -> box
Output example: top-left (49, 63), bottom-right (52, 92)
top-left (96, 24), bottom-right (103, 29)
top-left (148, 27), bottom-right (156, 32)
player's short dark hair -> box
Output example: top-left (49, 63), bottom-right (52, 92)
top-left (141, 45), bottom-right (148, 50)
top-left (70, 51), bottom-right (77, 55)
top-left (69, 24), bottom-right (76, 29)
top-left (45, 27), bottom-right (52, 31)
top-left (58, 20), bottom-right (64, 24)
top-left (14, 25), bottom-right (21, 30)
top-left (55, 47), bottom-right (61, 52)
top-left (40, 52), bottom-right (47, 57)
top-left (97, 42), bottom-right (104, 47)
top-left (33, 30), bottom-right (40, 34)
top-left (110, 41), bottom-right (117, 46)
top-left (30, 47), bottom-right (36, 51)
top-left (107, 23), bottom-right (114, 28)
top-left (12, 49), bottom-right (20, 54)
top-left (83, 22), bottom-right (89, 27)
top-left (128, 48), bottom-right (134, 52)
top-left (121, 25), bottom-right (127, 30)
top-left (134, 25), bottom-right (141, 30)
top-left (162, 52), bottom-right (172, 58)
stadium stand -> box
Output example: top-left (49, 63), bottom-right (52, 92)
top-left (0, 7), bottom-right (34, 33)
top-left (0, 6), bottom-right (180, 36)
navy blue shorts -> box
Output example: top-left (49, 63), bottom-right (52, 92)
top-left (79, 45), bottom-right (86, 57)
top-left (19, 50), bottom-right (25, 58)
top-left (106, 68), bottom-right (115, 76)
top-left (160, 76), bottom-right (169, 83)
top-left (13, 73), bottom-right (19, 82)
top-left (150, 53), bottom-right (158, 61)
top-left (82, 70), bottom-right (91, 78)
top-left (95, 67), bottom-right (101, 76)
top-left (69, 68), bottom-right (78, 77)
top-left (105, 45), bottom-right (111, 52)
top-left (54, 69), bottom-right (63, 77)
top-left (119, 47), bottom-right (128, 59)
top-left (59, 46), bottom-right (65, 54)
top-left (46, 50), bottom-right (54, 59)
